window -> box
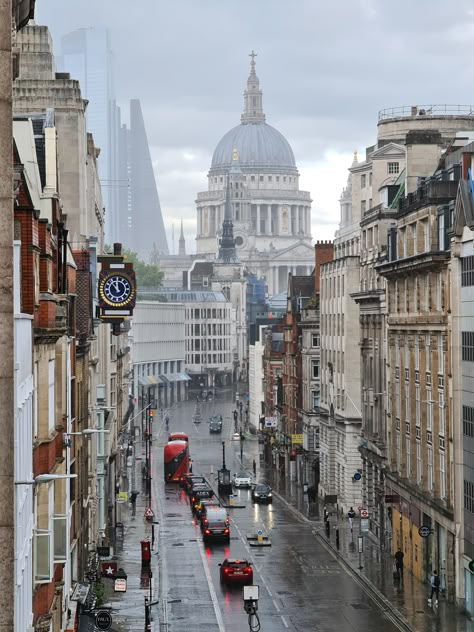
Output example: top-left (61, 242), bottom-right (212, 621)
top-left (48, 360), bottom-right (55, 433)
top-left (312, 334), bottom-right (320, 348)
top-left (462, 256), bottom-right (474, 287)
top-left (312, 391), bottom-right (320, 409)
top-left (34, 529), bottom-right (52, 583)
top-left (427, 446), bottom-right (433, 491)
top-left (462, 332), bottom-right (474, 362)
top-left (465, 479), bottom-right (474, 513)
top-left (369, 172), bottom-right (372, 186)
top-left (396, 431), bottom-right (401, 472)
top-left (276, 176), bottom-right (280, 182)
top-left (361, 174), bottom-right (366, 188)
top-left (415, 384), bottom-right (421, 426)
top-left (406, 437), bottom-right (411, 478)
top-left (260, 176), bottom-right (264, 182)
top-left (439, 391), bottom-right (445, 436)
top-left (423, 220), bottom-right (430, 252)
top-left (463, 405), bottom-right (474, 437)
top-left (438, 210), bottom-right (445, 250)
top-left (416, 441), bottom-right (422, 485)
top-left (53, 515), bottom-right (67, 562)
top-left (388, 162), bottom-right (400, 174)
top-left (427, 389), bottom-right (433, 431)
top-left (440, 451), bottom-right (446, 499)
top-left (312, 361), bottom-right (320, 379)
top-left (411, 223), bottom-right (417, 255)
top-left (251, 175), bottom-right (255, 182)
top-left (361, 200), bottom-right (366, 214)
top-left (268, 176), bottom-right (272, 182)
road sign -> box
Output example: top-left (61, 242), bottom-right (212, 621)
top-left (357, 505), bottom-right (362, 511)
top-left (95, 610), bottom-right (112, 631)
top-left (360, 509), bottom-right (369, 518)
top-left (418, 525), bottom-right (432, 538)
top-left (257, 529), bottom-right (263, 543)
top-left (360, 519), bottom-right (370, 532)
top-left (353, 472), bottom-right (362, 481)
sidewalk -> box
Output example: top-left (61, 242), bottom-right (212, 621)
top-left (99, 440), bottom-right (159, 632)
top-left (257, 459), bottom-right (474, 632)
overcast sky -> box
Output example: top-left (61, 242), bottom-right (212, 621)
top-left (37, 0), bottom-right (474, 252)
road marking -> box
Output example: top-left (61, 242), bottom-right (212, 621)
top-left (281, 615), bottom-right (289, 628)
top-left (272, 599), bottom-right (280, 612)
top-left (266, 585), bottom-right (272, 597)
top-left (197, 541), bottom-right (226, 632)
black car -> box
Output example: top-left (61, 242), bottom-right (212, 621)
top-left (252, 483), bottom-right (272, 503)
top-left (209, 415), bottom-right (223, 433)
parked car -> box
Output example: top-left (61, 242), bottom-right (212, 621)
top-left (219, 559), bottom-right (253, 585)
top-left (251, 483), bottom-right (272, 503)
top-left (232, 470), bottom-right (251, 488)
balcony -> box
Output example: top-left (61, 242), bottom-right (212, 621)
top-left (397, 180), bottom-right (458, 216)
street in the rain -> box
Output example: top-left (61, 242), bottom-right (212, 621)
top-left (103, 387), bottom-right (406, 632)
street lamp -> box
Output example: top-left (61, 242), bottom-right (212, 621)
top-left (67, 429), bottom-right (110, 436)
top-left (15, 474), bottom-right (78, 485)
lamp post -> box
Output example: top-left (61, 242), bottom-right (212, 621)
top-left (15, 474), bottom-right (78, 485)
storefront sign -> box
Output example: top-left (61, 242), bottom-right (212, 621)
top-left (291, 434), bottom-right (303, 445)
top-left (265, 417), bottom-right (277, 428)
top-left (115, 492), bottom-right (128, 504)
top-left (418, 525), bottom-right (432, 538)
top-left (114, 578), bottom-right (127, 592)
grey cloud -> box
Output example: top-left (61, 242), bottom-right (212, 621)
top-left (37, 0), bottom-right (474, 250)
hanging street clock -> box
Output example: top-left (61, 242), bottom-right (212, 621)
top-left (97, 244), bottom-right (137, 333)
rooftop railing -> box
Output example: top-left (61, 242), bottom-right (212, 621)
top-left (378, 104), bottom-right (474, 121)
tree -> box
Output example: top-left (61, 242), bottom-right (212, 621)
top-left (105, 246), bottom-right (163, 289)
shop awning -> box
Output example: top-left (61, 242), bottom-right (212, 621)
top-left (138, 375), bottom-right (164, 387)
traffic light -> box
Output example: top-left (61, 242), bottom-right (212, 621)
top-left (149, 409), bottom-right (155, 421)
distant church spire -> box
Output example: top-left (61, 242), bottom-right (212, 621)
top-left (241, 50), bottom-right (266, 125)
top-left (217, 173), bottom-right (239, 263)
top-left (178, 219), bottom-right (186, 255)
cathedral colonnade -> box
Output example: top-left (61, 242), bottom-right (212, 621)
top-left (268, 264), bottom-right (313, 296)
top-left (197, 203), bottom-right (311, 238)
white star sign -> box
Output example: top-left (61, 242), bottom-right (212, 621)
top-left (105, 565), bottom-right (115, 575)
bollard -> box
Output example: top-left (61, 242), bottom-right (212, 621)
top-left (336, 527), bottom-right (340, 549)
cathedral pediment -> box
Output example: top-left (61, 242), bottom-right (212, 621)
top-left (269, 241), bottom-right (314, 261)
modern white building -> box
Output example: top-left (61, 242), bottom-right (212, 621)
top-left (195, 53), bottom-right (314, 294)
top-left (248, 324), bottom-right (267, 431)
top-left (132, 301), bottom-right (188, 408)
top-left (13, 239), bottom-right (34, 632)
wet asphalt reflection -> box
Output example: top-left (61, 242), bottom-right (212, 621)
top-left (153, 390), bottom-right (400, 632)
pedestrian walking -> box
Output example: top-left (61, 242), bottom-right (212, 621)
top-left (394, 548), bottom-right (404, 578)
top-left (130, 491), bottom-right (139, 516)
top-left (428, 570), bottom-right (440, 605)
top-left (252, 459), bottom-right (257, 477)
top-left (307, 486), bottom-right (316, 502)
top-left (348, 507), bottom-right (356, 532)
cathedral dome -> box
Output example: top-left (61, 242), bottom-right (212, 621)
top-left (211, 122), bottom-right (297, 173)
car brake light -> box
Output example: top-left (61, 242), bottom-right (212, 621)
top-left (224, 568), bottom-right (230, 574)
top-left (245, 567), bottom-right (251, 573)
top-left (192, 497), bottom-right (195, 502)
top-left (205, 529), bottom-right (210, 534)
top-left (203, 519), bottom-right (208, 525)
top-left (224, 528), bottom-right (229, 534)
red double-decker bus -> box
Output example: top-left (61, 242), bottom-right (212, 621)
top-left (164, 439), bottom-right (189, 482)
top-left (168, 432), bottom-right (188, 443)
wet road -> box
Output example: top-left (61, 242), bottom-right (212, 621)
top-left (152, 390), bottom-right (401, 632)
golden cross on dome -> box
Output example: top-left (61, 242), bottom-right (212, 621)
top-left (249, 50), bottom-right (257, 67)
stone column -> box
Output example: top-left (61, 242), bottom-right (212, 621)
top-left (0, 3), bottom-right (14, 630)
top-left (198, 208), bottom-right (202, 235)
top-left (307, 207), bottom-right (311, 236)
top-left (256, 204), bottom-right (260, 235)
top-left (294, 205), bottom-right (299, 236)
top-left (267, 205), bottom-right (272, 234)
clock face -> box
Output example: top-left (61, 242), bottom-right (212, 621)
top-left (102, 275), bottom-right (132, 304)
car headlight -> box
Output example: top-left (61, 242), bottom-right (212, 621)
top-left (268, 493), bottom-right (272, 497)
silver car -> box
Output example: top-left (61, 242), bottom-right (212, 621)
top-left (232, 470), bottom-right (251, 488)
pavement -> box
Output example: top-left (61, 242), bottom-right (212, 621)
top-left (96, 432), bottom-right (159, 632)
top-left (254, 455), bottom-right (474, 632)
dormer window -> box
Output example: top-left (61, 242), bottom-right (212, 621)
top-left (388, 162), bottom-right (400, 175)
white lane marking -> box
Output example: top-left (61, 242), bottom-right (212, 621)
top-left (266, 585), bottom-right (272, 597)
top-left (281, 615), bottom-right (289, 628)
top-left (272, 599), bottom-right (280, 612)
top-left (197, 541), bottom-right (226, 632)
